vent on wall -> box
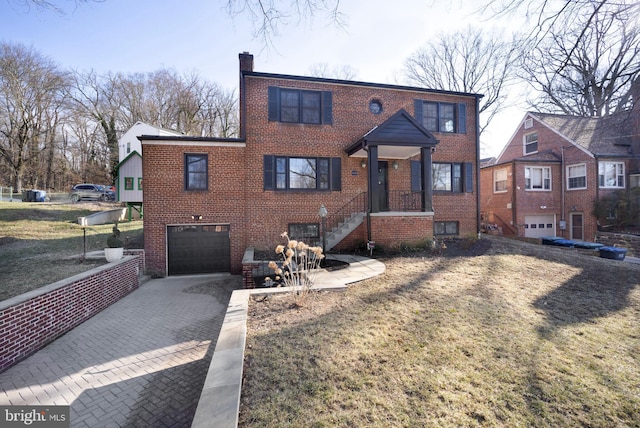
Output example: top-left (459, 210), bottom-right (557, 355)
top-left (524, 118), bottom-right (533, 129)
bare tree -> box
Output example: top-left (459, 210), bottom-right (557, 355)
top-left (225, 0), bottom-right (346, 45)
top-left (5, 0), bottom-right (103, 14)
top-left (0, 42), bottom-right (69, 191)
top-left (67, 70), bottom-right (120, 182)
top-left (403, 26), bottom-right (520, 137)
top-left (308, 63), bottom-right (358, 80)
top-left (518, 2), bottom-right (640, 116)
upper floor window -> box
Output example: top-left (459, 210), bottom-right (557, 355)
top-left (264, 155), bottom-right (341, 191)
top-left (524, 132), bottom-right (538, 154)
top-left (414, 100), bottom-right (466, 134)
top-left (599, 161), bottom-right (624, 188)
top-left (268, 87), bottom-right (332, 124)
top-left (126, 142), bottom-right (131, 154)
top-left (630, 174), bottom-right (640, 188)
top-left (525, 166), bottom-right (551, 191)
top-left (567, 164), bottom-right (586, 190)
top-left (494, 168), bottom-right (508, 193)
top-left (185, 154), bottom-right (208, 191)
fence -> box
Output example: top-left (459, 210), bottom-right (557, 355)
top-left (0, 186), bottom-right (15, 202)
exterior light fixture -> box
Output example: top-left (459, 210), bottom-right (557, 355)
top-left (191, 214), bottom-right (203, 220)
top-left (361, 159), bottom-right (367, 168)
top-left (392, 161), bottom-right (399, 170)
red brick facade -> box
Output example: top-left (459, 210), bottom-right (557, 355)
top-left (481, 112), bottom-right (639, 241)
top-left (142, 53), bottom-right (481, 277)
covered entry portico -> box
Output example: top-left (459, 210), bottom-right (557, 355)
top-left (346, 109), bottom-right (439, 214)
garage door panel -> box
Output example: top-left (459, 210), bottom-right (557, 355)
top-left (524, 215), bottom-right (555, 239)
top-left (168, 225), bottom-right (230, 275)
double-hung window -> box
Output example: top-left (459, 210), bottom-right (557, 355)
top-left (524, 132), bottom-right (538, 154)
top-left (264, 155), bottom-right (341, 191)
top-left (494, 168), bottom-right (508, 193)
top-left (433, 163), bottom-right (462, 192)
top-left (525, 166), bottom-right (551, 190)
top-left (567, 164), bottom-right (586, 190)
top-left (414, 100), bottom-right (466, 134)
top-left (185, 154), bottom-right (208, 190)
top-left (598, 161), bottom-right (625, 188)
top-left (268, 87), bottom-right (332, 124)
top-left (411, 161), bottom-right (473, 193)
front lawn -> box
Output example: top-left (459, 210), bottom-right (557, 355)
top-left (0, 202), bottom-right (143, 301)
top-left (240, 236), bottom-right (640, 427)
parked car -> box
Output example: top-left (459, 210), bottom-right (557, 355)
top-left (70, 184), bottom-right (115, 202)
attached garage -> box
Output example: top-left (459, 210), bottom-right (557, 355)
top-left (167, 224), bottom-right (230, 275)
top-left (524, 215), bottom-right (556, 239)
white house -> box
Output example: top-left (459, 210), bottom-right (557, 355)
top-left (118, 121), bottom-right (183, 162)
top-left (116, 122), bottom-right (183, 219)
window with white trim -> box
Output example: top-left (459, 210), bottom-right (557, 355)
top-left (567, 164), bottom-right (586, 190)
top-left (598, 161), bottom-right (625, 188)
top-left (494, 168), bottom-right (508, 193)
top-left (525, 166), bottom-right (551, 191)
top-left (524, 132), bottom-right (538, 154)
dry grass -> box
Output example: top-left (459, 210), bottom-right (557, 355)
top-left (240, 236), bottom-right (640, 427)
top-left (0, 201), bottom-right (143, 301)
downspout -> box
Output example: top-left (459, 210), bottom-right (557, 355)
top-left (561, 146), bottom-right (565, 237)
top-left (475, 96), bottom-right (481, 236)
top-left (511, 159), bottom-right (517, 234)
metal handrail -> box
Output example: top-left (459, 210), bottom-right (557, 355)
top-left (324, 192), bottom-right (368, 234)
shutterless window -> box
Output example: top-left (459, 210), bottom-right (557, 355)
top-left (599, 161), bottom-right (625, 188)
top-left (124, 177), bottom-right (134, 190)
top-left (567, 164), bottom-right (586, 189)
top-left (288, 223), bottom-right (320, 240)
top-left (524, 133), bottom-right (538, 154)
top-left (525, 166), bottom-right (551, 190)
top-left (434, 221), bottom-right (458, 235)
top-left (185, 154), bottom-right (208, 190)
top-left (494, 168), bottom-right (508, 193)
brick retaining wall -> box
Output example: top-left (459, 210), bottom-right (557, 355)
top-left (0, 255), bottom-right (142, 373)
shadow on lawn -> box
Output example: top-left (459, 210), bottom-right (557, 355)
top-left (532, 260), bottom-right (638, 334)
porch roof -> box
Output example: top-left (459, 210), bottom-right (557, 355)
top-left (346, 109), bottom-right (439, 159)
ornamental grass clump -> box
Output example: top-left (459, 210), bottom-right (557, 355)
top-left (265, 232), bottom-right (325, 307)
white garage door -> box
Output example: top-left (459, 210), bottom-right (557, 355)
top-left (524, 215), bottom-right (555, 238)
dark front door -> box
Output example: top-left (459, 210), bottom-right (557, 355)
top-left (378, 161), bottom-right (389, 211)
top-left (571, 213), bottom-right (583, 240)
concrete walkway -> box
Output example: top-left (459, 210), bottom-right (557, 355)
top-left (191, 254), bottom-right (386, 428)
top-left (0, 254), bottom-right (385, 428)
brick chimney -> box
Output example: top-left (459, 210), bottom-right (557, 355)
top-left (239, 51), bottom-right (254, 73)
top-left (239, 52), bottom-right (253, 139)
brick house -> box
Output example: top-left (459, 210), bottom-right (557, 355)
top-left (140, 52), bottom-right (482, 277)
top-left (481, 108), bottom-right (640, 241)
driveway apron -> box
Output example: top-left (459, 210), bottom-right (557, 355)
top-left (0, 274), bottom-right (239, 427)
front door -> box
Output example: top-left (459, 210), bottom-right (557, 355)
top-left (571, 213), bottom-right (584, 240)
top-left (378, 161), bottom-right (389, 211)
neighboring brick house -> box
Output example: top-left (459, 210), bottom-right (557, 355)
top-left (481, 108), bottom-right (640, 241)
top-left (140, 52), bottom-right (482, 277)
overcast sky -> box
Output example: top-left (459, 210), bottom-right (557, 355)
top-left (0, 0), bottom-right (528, 156)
